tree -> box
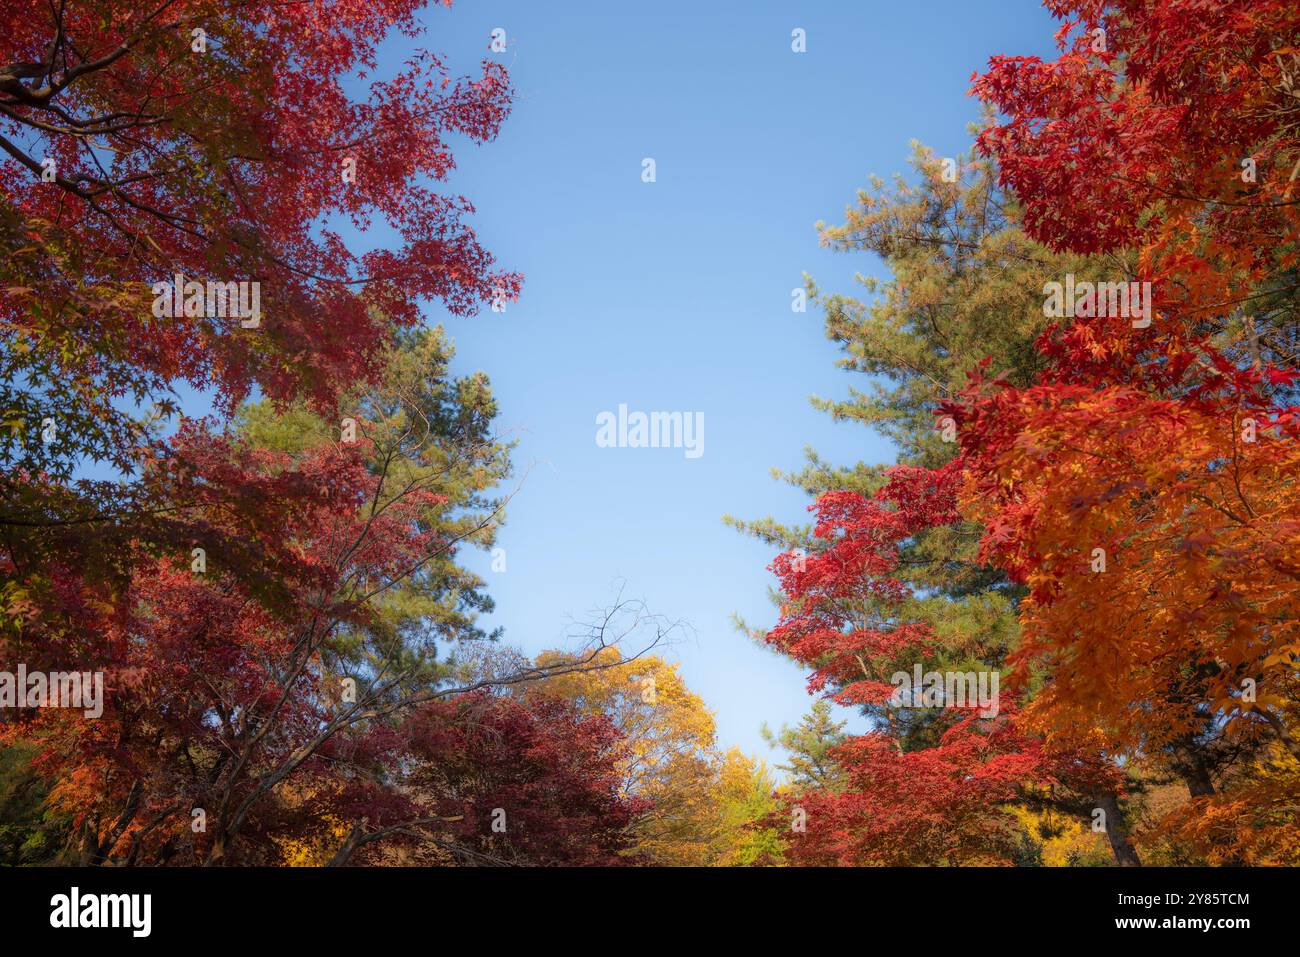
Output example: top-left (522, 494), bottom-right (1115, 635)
top-left (761, 700), bottom-right (848, 793)
top-left (0, 2), bottom-right (564, 867)
top-left (0, 1), bottom-right (521, 664)
top-left (750, 0), bottom-right (1300, 865)
top-left (2, 333), bottom-right (663, 866)
top-left (712, 749), bottom-right (782, 867)
top-left (734, 147), bottom-right (1141, 864)
top-left (949, 0), bottom-right (1300, 861)
top-left (533, 646), bottom-right (726, 866)
top-left (726, 148), bottom-right (1060, 768)
top-left (342, 691), bottom-right (648, 867)
top-left (948, 380), bottom-right (1300, 760)
top-left (1, 0), bottom-right (518, 483)
top-left (531, 645), bottom-right (779, 866)
top-left (971, 0), bottom-right (1300, 397)
top-left (763, 463), bottom-right (1126, 865)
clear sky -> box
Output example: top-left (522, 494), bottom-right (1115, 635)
top-left (147, 0), bottom-right (1062, 765)
top-left (378, 0), bottom-right (1064, 767)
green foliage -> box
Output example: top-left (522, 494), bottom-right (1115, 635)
top-left (0, 742), bottom-right (70, 865)
top-left (728, 141), bottom-right (1091, 671)
top-left (714, 750), bottom-right (784, 866)
top-left (238, 326), bottom-right (513, 698)
top-left (762, 701), bottom-right (848, 793)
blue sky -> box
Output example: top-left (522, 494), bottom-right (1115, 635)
top-left (390, 0), bottom-right (1063, 767)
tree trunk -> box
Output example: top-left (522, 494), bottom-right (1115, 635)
top-left (1181, 764), bottom-right (1215, 798)
top-left (1096, 792), bottom-right (1142, 866)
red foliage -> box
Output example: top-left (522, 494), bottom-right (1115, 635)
top-left (767, 465), bottom-right (959, 706)
top-left (1, 0), bottom-right (518, 427)
top-left (783, 711), bottom-right (1112, 866)
top-left (399, 692), bottom-right (649, 866)
top-left (764, 465), bottom-right (1121, 864)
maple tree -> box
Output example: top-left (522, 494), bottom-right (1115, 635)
top-left (340, 690), bottom-right (648, 867)
top-left (941, 0), bottom-right (1300, 862)
top-left (1, 330), bottom-right (666, 866)
top-left (734, 146), bottom-right (1147, 864)
top-left (0, 1), bottom-right (645, 868)
top-left (970, 1), bottom-right (1300, 404)
top-left (747, 0), bottom-right (1300, 868)
top-left (1, 0), bottom-right (518, 483)
top-left (0, 0), bottom-right (521, 664)
top-left (761, 462), bottom-right (1130, 865)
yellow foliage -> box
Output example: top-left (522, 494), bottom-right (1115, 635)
top-left (532, 647), bottom-right (774, 865)
top-left (1009, 806), bottom-right (1110, 866)
top-left (1150, 744), bottom-right (1300, 865)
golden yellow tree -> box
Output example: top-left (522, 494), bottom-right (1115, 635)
top-left (532, 647), bottom-right (774, 865)
top-left (712, 748), bottom-right (783, 866)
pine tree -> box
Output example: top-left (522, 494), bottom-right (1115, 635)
top-left (735, 142), bottom-right (1143, 864)
top-left (761, 701), bottom-right (848, 793)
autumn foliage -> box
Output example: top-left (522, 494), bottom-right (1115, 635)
top-left (5, 0), bottom-right (1300, 869)
top-left (1, 0), bottom-right (518, 479)
top-left (753, 0), bottom-right (1300, 867)
top-left (0, 1), bottom-right (644, 868)
top-left (952, 0), bottom-right (1300, 863)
